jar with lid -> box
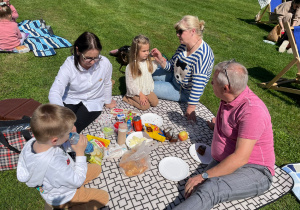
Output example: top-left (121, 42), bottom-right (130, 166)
top-left (117, 123), bottom-right (127, 145)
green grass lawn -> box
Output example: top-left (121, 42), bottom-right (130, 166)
top-left (0, 0), bottom-right (299, 209)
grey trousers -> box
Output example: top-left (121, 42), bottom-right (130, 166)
top-left (173, 160), bottom-right (273, 210)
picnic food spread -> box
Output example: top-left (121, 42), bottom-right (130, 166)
top-left (128, 136), bottom-right (148, 147)
top-left (178, 130), bottom-right (189, 141)
top-left (94, 109), bottom-right (210, 178)
top-left (102, 126), bottom-right (114, 137)
top-left (144, 123), bottom-right (166, 142)
top-left (197, 145), bottom-right (206, 156)
top-left (119, 144), bottom-right (150, 177)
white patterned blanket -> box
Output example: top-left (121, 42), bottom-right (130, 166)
top-left (82, 96), bottom-right (293, 210)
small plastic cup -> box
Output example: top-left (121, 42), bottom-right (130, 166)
top-left (102, 124), bottom-right (114, 137)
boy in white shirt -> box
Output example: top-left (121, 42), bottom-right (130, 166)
top-left (17, 104), bottom-right (109, 209)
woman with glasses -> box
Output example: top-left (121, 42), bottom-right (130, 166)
top-left (151, 15), bottom-right (214, 122)
top-left (49, 32), bottom-right (116, 133)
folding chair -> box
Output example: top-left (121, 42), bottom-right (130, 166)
top-left (259, 21), bottom-right (300, 94)
top-left (256, 0), bottom-right (285, 24)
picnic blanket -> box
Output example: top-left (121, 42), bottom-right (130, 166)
top-left (18, 20), bottom-right (72, 57)
top-left (82, 96), bottom-right (293, 210)
top-left (282, 163), bottom-right (300, 201)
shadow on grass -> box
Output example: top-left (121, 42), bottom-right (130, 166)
top-left (248, 66), bottom-right (300, 105)
top-left (237, 18), bottom-right (275, 32)
top-left (118, 76), bottom-right (126, 95)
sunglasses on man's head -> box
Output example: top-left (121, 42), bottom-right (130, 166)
top-left (222, 59), bottom-right (235, 88)
top-left (81, 53), bottom-right (102, 63)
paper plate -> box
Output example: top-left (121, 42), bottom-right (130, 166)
top-left (141, 113), bottom-right (163, 128)
top-left (126, 131), bottom-right (153, 149)
top-left (159, 157), bottom-right (189, 181)
top-left (189, 143), bottom-right (212, 164)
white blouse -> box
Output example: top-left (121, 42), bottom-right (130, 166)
top-left (125, 60), bottom-right (158, 97)
top-left (48, 55), bottom-right (113, 112)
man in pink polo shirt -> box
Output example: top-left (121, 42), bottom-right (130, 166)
top-left (174, 60), bottom-right (275, 210)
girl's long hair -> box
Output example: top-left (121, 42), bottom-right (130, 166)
top-left (129, 35), bottom-right (153, 78)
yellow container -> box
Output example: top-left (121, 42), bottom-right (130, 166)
top-left (86, 134), bottom-right (110, 147)
top-left (145, 123), bottom-right (166, 142)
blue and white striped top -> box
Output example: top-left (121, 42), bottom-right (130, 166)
top-left (164, 40), bottom-right (214, 105)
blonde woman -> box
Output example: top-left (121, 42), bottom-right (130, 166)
top-left (151, 15), bottom-right (214, 121)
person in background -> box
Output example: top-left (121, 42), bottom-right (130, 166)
top-left (49, 32), bottom-right (116, 133)
top-left (0, 3), bottom-right (26, 50)
top-left (151, 15), bottom-right (214, 122)
top-left (275, 0), bottom-right (300, 34)
top-left (275, 0), bottom-right (300, 52)
top-left (0, 0), bottom-right (18, 22)
top-left (123, 34), bottom-right (159, 110)
top-left (17, 104), bottom-right (109, 209)
top-left (174, 60), bottom-right (275, 210)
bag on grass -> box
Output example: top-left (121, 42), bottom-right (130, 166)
top-left (267, 24), bottom-right (282, 42)
top-left (0, 116), bottom-right (33, 171)
top-left (119, 141), bottom-right (158, 177)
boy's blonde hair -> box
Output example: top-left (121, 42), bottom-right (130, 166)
top-left (129, 34), bottom-right (153, 78)
top-left (174, 15), bottom-right (205, 38)
top-left (0, 3), bottom-right (11, 19)
top-left (30, 104), bottom-right (76, 143)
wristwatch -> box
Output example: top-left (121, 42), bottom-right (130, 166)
top-left (201, 172), bottom-right (209, 180)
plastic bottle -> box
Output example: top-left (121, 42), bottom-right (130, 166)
top-left (69, 132), bottom-right (94, 154)
top-left (117, 123), bottom-right (127, 145)
top-left (127, 119), bottom-right (133, 134)
top-left (133, 116), bottom-right (143, 131)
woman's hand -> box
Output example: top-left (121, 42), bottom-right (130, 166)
top-left (105, 99), bottom-right (117, 109)
top-left (151, 48), bottom-right (166, 68)
top-left (185, 105), bottom-right (196, 122)
top-left (139, 93), bottom-right (148, 106)
top-left (184, 174), bottom-right (205, 199)
top-left (71, 134), bottom-right (87, 157)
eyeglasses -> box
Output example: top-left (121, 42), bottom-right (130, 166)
top-left (81, 53), bottom-right (102, 63)
top-left (222, 59), bottom-right (235, 88)
top-left (176, 29), bottom-right (185, 35)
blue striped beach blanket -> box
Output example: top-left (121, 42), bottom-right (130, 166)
top-left (18, 20), bottom-right (72, 57)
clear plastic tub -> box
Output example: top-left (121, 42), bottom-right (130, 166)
top-left (102, 124), bottom-right (114, 137)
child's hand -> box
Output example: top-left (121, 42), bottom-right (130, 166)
top-left (139, 93), bottom-right (148, 106)
top-left (71, 134), bottom-right (87, 156)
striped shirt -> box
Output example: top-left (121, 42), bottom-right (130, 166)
top-left (164, 40), bottom-right (214, 105)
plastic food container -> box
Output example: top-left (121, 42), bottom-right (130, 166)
top-left (102, 124), bottom-right (114, 137)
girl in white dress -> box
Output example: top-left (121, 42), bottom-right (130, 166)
top-left (123, 35), bottom-right (159, 110)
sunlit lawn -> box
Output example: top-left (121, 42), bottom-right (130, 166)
top-left (0, 0), bottom-right (299, 209)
